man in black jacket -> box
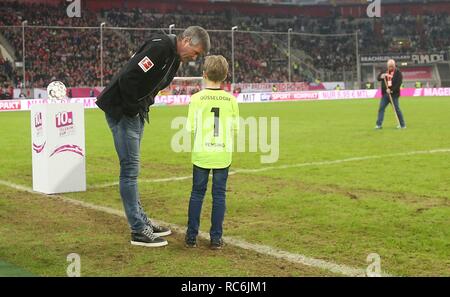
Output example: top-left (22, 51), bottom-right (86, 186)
top-left (375, 59), bottom-right (406, 129)
top-left (96, 26), bottom-right (210, 247)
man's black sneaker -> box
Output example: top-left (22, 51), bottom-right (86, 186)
top-left (131, 226), bottom-right (168, 247)
top-left (210, 238), bottom-right (224, 250)
top-left (185, 236), bottom-right (197, 248)
top-left (150, 222), bottom-right (172, 237)
top-left (143, 217), bottom-right (172, 237)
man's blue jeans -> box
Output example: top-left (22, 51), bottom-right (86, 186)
top-left (187, 165), bottom-right (229, 241)
top-left (376, 93), bottom-right (406, 127)
top-left (105, 113), bottom-right (150, 233)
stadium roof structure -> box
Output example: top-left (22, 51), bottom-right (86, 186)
top-left (214, 0), bottom-right (450, 5)
top-left (210, 0), bottom-right (327, 5)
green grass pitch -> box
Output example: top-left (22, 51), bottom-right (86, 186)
top-left (0, 96), bottom-right (449, 276)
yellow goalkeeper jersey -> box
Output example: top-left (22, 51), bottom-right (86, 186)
top-left (186, 88), bottom-right (239, 169)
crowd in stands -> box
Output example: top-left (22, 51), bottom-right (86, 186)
top-left (0, 2), bottom-right (102, 89)
top-left (0, 1), bottom-right (449, 92)
top-left (0, 57), bottom-right (17, 99)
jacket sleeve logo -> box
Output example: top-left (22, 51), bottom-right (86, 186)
top-left (138, 56), bottom-right (154, 73)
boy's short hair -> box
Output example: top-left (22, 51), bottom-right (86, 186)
top-left (203, 55), bottom-right (228, 82)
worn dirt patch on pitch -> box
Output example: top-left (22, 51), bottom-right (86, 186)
top-left (232, 173), bottom-right (450, 210)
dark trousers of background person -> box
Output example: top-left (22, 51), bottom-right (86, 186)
top-left (105, 113), bottom-right (151, 233)
top-left (187, 165), bottom-right (229, 241)
top-left (376, 93), bottom-right (406, 127)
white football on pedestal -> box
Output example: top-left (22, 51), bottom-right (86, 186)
top-left (47, 81), bottom-right (67, 100)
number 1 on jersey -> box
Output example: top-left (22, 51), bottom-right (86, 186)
top-left (211, 107), bottom-right (220, 137)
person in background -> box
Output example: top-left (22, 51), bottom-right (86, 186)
top-left (375, 59), bottom-right (406, 129)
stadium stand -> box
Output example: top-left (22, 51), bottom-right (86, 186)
top-left (0, 0), bottom-right (449, 90)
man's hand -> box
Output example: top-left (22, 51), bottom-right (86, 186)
top-left (386, 88), bottom-right (391, 94)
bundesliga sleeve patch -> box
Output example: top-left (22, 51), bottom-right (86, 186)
top-left (138, 56), bottom-right (154, 73)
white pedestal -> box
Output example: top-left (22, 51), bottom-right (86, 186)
top-left (31, 103), bottom-right (86, 194)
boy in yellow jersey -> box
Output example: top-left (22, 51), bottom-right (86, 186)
top-left (185, 55), bottom-right (239, 249)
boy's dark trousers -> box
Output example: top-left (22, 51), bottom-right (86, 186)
top-left (187, 165), bottom-right (230, 240)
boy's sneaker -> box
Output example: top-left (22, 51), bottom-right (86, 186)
top-left (131, 226), bottom-right (168, 247)
top-left (143, 217), bottom-right (172, 237)
top-left (397, 125), bottom-right (407, 129)
top-left (210, 238), bottom-right (224, 250)
top-left (185, 236), bottom-right (197, 248)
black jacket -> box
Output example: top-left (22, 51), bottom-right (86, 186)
top-left (96, 33), bottom-right (181, 122)
top-left (377, 69), bottom-right (403, 97)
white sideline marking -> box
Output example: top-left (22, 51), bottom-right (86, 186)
top-left (90, 148), bottom-right (450, 189)
top-left (0, 179), bottom-right (389, 276)
top-left (91, 175), bottom-right (193, 189)
top-left (89, 172), bottom-right (237, 189)
top-left (233, 148), bottom-right (450, 174)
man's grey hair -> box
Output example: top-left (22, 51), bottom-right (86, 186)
top-left (181, 26), bottom-right (211, 54)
